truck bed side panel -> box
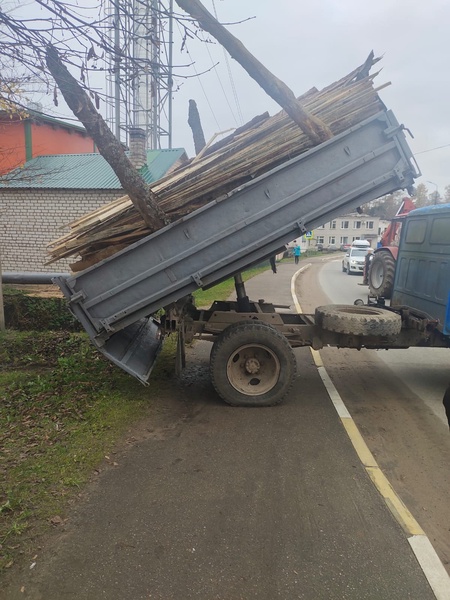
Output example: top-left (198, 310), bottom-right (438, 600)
top-left (56, 110), bottom-right (418, 346)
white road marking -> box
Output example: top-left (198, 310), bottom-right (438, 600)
top-left (409, 536), bottom-right (450, 600)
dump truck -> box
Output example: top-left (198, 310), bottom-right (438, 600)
top-left (54, 108), bottom-right (449, 407)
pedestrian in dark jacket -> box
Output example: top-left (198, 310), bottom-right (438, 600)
top-left (270, 255), bottom-right (277, 273)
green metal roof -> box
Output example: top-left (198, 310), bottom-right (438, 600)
top-left (145, 149), bottom-right (187, 183)
top-left (0, 148), bottom-right (186, 189)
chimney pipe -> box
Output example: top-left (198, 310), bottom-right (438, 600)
top-left (129, 127), bottom-right (147, 169)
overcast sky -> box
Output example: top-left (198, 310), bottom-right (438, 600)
top-left (167, 0), bottom-right (449, 198)
top-left (11, 0), bottom-right (449, 197)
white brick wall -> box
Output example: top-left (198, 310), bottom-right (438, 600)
top-left (0, 189), bottom-right (124, 273)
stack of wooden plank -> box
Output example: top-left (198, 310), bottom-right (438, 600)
top-left (47, 57), bottom-right (386, 271)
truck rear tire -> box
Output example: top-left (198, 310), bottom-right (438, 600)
top-left (210, 321), bottom-right (297, 407)
top-left (368, 251), bottom-right (396, 299)
top-left (315, 305), bottom-right (401, 337)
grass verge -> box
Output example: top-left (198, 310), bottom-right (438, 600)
top-left (192, 263), bottom-right (271, 307)
top-left (0, 331), bottom-right (177, 574)
top-left (0, 263), bottom-right (270, 575)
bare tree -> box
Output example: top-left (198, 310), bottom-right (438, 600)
top-left (46, 45), bottom-right (167, 229)
top-left (174, 0), bottom-right (332, 145)
top-left (0, 0), bottom-right (332, 226)
top-left (444, 185), bottom-right (450, 203)
top-left (0, 2), bottom-right (175, 228)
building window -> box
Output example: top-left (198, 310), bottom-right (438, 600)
top-left (317, 224), bottom-right (325, 229)
top-left (366, 221), bottom-right (374, 230)
top-left (328, 236), bottom-right (336, 244)
top-left (352, 236), bottom-right (360, 242)
top-left (316, 235), bottom-right (324, 244)
top-left (340, 236), bottom-right (348, 244)
top-left (330, 220), bottom-right (336, 229)
top-left (341, 220), bottom-right (349, 229)
top-left (354, 221), bottom-right (361, 229)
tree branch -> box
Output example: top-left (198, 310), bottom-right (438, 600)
top-left (174, 0), bottom-right (332, 144)
top-left (45, 44), bottom-right (168, 231)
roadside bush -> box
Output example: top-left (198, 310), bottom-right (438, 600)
top-left (3, 289), bottom-right (80, 331)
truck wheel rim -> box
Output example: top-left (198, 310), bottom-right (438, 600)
top-left (226, 344), bottom-right (281, 396)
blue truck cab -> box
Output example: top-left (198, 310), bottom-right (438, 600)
top-left (391, 203), bottom-right (450, 336)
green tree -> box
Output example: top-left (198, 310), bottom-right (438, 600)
top-left (414, 183), bottom-right (429, 208)
top-left (365, 190), bottom-right (404, 219)
top-left (444, 185), bottom-right (450, 203)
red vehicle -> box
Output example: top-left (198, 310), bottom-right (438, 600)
top-left (368, 197), bottom-right (416, 298)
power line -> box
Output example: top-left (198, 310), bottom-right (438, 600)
top-left (175, 20), bottom-right (222, 131)
top-left (211, 0), bottom-right (244, 126)
top-left (202, 31), bottom-right (239, 127)
top-left (415, 143), bottom-right (450, 155)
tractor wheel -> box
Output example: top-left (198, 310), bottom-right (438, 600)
top-left (368, 252), bottom-right (396, 299)
top-left (210, 321), bottom-right (296, 407)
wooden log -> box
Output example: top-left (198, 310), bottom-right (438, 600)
top-left (188, 99), bottom-right (206, 154)
top-left (174, 0), bottom-right (332, 144)
top-left (47, 58), bottom-right (385, 268)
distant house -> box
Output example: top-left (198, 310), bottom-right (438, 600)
top-left (289, 212), bottom-right (384, 252)
top-left (0, 147), bottom-right (188, 272)
top-left (311, 213), bottom-right (381, 248)
top-left (0, 110), bottom-right (96, 175)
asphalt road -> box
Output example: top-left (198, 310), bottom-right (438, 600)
top-left (298, 255), bottom-right (450, 580)
top-left (2, 258), bottom-right (447, 600)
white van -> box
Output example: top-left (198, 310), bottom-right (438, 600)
top-left (342, 240), bottom-right (370, 275)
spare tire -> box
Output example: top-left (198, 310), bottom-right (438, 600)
top-left (315, 304), bottom-right (401, 337)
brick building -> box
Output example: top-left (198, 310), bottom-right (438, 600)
top-left (0, 148), bottom-right (187, 273)
top-left (0, 110), bottom-right (96, 175)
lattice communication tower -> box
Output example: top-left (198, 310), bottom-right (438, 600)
top-left (105, 0), bottom-right (173, 149)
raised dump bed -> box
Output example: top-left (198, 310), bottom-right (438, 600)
top-left (55, 108), bottom-right (420, 394)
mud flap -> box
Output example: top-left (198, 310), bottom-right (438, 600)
top-left (99, 317), bottom-right (163, 384)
